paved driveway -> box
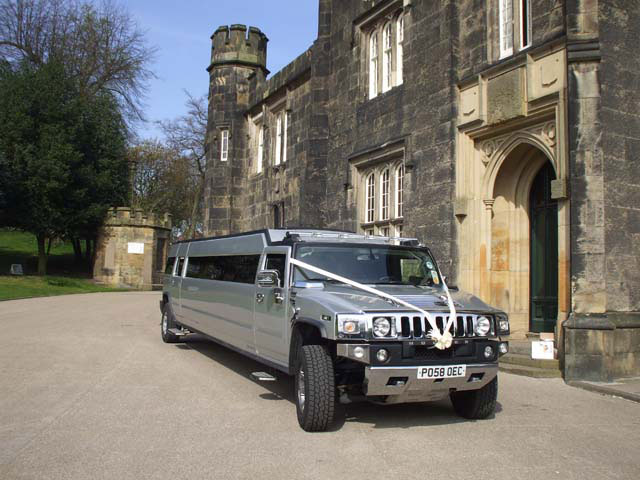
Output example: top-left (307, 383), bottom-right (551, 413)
top-left (1, 292), bottom-right (639, 480)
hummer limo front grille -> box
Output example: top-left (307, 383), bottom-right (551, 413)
top-left (397, 314), bottom-right (494, 339)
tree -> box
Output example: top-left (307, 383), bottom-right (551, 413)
top-left (157, 92), bottom-right (208, 238)
top-left (0, 0), bottom-right (155, 123)
top-left (0, 61), bottom-right (129, 274)
top-left (0, 0), bottom-right (154, 274)
top-left (129, 140), bottom-right (197, 234)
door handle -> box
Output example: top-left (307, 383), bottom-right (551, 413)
top-left (256, 293), bottom-right (265, 303)
top-left (273, 289), bottom-right (284, 304)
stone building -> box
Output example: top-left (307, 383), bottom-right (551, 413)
top-left (93, 207), bottom-right (172, 290)
top-left (203, 0), bottom-right (640, 381)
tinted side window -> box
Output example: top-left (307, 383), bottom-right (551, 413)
top-left (176, 257), bottom-right (185, 277)
top-left (265, 254), bottom-right (286, 287)
top-left (185, 255), bottom-right (260, 284)
top-left (164, 257), bottom-right (176, 275)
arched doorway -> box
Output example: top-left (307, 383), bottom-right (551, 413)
top-left (486, 142), bottom-right (560, 337)
top-left (529, 163), bottom-right (558, 333)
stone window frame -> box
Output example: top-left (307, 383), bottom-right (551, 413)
top-left (220, 128), bottom-right (229, 162)
top-left (357, 158), bottom-right (405, 236)
top-left (248, 112), bottom-right (264, 175)
top-left (496, 0), bottom-right (532, 60)
top-left (395, 163), bottom-right (405, 218)
top-left (380, 167), bottom-right (390, 220)
top-left (273, 109), bottom-right (288, 166)
top-left (366, 172), bottom-right (376, 223)
top-left (361, 2), bottom-right (406, 100)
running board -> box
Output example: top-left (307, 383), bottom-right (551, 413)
top-left (168, 328), bottom-right (190, 337)
top-left (251, 371), bottom-right (276, 382)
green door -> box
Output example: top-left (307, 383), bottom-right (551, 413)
top-left (529, 163), bottom-right (558, 333)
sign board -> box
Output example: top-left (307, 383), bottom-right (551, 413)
top-left (531, 340), bottom-right (554, 360)
top-left (10, 264), bottom-right (24, 275)
top-left (127, 242), bottom-right (145, 254)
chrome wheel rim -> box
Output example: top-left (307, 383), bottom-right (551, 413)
top-left (297, 367), bottom-right (306, 412)
top-left (162, 312), bottom-right (167, 335)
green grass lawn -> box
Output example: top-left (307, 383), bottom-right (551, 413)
top-left (0, 275), bottom-right (121, 301)
top-left (0, 229), bottom-right (123, 300)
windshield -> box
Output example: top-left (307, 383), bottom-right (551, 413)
top-left (293, 244), bottom-right (442, 287)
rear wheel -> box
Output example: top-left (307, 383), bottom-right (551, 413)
top-left (450, 376), bottom-right (497, 419)
top-left (161, 304), bottom-right (179, 344)
top-left (295, 344), bottom-right (335, 432)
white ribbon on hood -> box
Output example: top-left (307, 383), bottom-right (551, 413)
top-left (289, 257), bottom-right (457, 350)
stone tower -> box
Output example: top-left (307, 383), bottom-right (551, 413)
top-left (204, 25), bottom-right (268, 236)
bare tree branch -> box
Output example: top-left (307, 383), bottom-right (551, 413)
top-left (0, 0), bottom-right (156, 124)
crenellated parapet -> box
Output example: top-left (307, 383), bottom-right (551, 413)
top-left (208, 24), bottom-right (268, 74)
top-left (104, 207), bottom-right (172, 230)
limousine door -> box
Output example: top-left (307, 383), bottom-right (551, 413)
top-left (170, 243), bottom-right (189, 321)
top-left (253, 248), bottom-right (290, 366)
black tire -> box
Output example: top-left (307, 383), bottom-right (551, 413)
top-left (295, 344), bottom-right (335, 432)
top-left (450, 376), bottom-right (498, 419)
top-left (161, 303), bottom-right (179, 344)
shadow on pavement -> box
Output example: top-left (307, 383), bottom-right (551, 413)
top-left (177, 334), bottom-right (500, 431)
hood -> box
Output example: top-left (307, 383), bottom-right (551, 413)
top-left (293, 283), bottom-right (497, 315)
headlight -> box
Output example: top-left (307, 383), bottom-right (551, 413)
top-left (337, 315), bottom-right (366, 337)
top-left (496, 313), bottom-right (510, 334)
top-left (372, 317), bottom-right (391, 337)
top-left (474, 316), bottom-right (491, 336)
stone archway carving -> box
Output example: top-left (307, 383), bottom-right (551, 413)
top-left (455, 119), bottom-right (570, 339)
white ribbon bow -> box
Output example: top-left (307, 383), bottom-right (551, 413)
top-left (289, 257), bottom-right (456, 350)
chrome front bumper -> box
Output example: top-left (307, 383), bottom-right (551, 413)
top-left (364, 363), bottom-right (498, 404)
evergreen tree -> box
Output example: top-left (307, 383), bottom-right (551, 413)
top-left (0, 61), bottom-right (128, 274)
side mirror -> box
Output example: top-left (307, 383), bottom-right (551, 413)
top-left (257, 269), bottom-right (280, 287)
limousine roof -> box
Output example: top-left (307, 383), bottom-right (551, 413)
top-left (175, 229), bottom-right (421, 247)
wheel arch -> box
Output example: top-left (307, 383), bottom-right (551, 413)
top-left (288, 318), bottom-right (331, 374)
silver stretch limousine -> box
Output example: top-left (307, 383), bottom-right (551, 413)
top-left (161, 229), bottom-right (510, 431)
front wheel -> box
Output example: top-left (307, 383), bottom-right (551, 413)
top-left (161, 304), bottom-right (179, 344)
top-left (295, 344), bottom-right (335, 432)
top-left (450, 376), bottom-right (497, 419)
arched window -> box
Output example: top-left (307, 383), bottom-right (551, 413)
top-left (380, 169), bottom-right (390, 220)
top-left (369, 33), bottom-right (378, 99)
top-left (395, 164), bottom-right (404, 218)
top-left (396, 15), bottom-right (404, 85)
top-left (382, 22), bottom-right (393, 93)
top-left (366, 173), bottom-right (375, 223)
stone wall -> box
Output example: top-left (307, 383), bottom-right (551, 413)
top-left (564, 0), bottom-right (640, 381)
top-left (93, 208), bottom-right (172, 290)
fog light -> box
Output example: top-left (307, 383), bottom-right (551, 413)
top-left (376, 349), bottom-right (389, 362)
top-left (484, 346), bottom-right (494, 359)
top-left (499, 342), bottom-right (508, 355)
top-left (353, 346), bottom-right (365, 359)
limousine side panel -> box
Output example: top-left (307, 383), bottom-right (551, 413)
top-left (180, 277), bottom-right (257, 354)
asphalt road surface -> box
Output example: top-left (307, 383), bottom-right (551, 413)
top-left (1, 292), bottom-right (639, 480)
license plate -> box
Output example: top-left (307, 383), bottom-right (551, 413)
top-left (417, 365), bottom-right (466, 379)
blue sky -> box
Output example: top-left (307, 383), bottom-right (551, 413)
top-left (127, 0), bottom-right (319, 139)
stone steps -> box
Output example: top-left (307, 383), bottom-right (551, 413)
top-left (501, 352), bottom-right (560, 370)
top-left (499, 339), bottom-right (562, 378)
